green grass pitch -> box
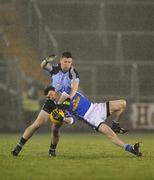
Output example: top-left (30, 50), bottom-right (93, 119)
top-left (0, 133), bottom-right (154, 180)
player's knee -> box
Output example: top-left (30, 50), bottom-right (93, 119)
top-left (106, 130), bottom-right (117, 141)
top-left (53, 127), bottom-right (59, 134)
top-left (120, 99), bottom-right (127, 110)
top-left (53, 129), bottom-right (60, 138)
top-left (32, 122), bottom-right (40, 130)
top-left (123, 99), bottom-right (127, 109)
top-left (53, 133), bottom-right (60, 139)
top-left (110, 133), bottom-right (118, 141)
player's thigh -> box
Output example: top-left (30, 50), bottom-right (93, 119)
top-left (33, 110), bottom-right (49, 126)
top-left (109, 99), bottom-right (126, 114)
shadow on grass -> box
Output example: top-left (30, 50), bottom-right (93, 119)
top-left (5, 152), bottom-right (146, 160)
top-left (58, 153), bottom-right (144, 160)
top-left (1, 149), bottom-right (151, 160)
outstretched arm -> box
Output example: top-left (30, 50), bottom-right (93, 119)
top-left (40, 54), bottom-right (57, 70)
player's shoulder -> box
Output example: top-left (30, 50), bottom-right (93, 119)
top-left (70, 66), bottom-right (79, 73)
top-left (50, 64), bottom-right (61, 75)
top-left (52, 63), bottom-right (59, 68)
top-left (69, 66), bottom-right (79, 79)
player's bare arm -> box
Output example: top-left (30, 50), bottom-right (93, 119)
top-left (40, 54), bottom-right (57, 70)
top-left (57, 80), bottom-right (79, 104)
top-left (69, 79), bottom-right (79, 99)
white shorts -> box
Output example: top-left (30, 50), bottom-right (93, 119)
top-left (83, 102), bottom-right (108, 129)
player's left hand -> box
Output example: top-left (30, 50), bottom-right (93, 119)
top-left (57, 98), bottom-right (71, 110)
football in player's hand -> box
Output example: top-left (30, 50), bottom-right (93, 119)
top-left (50, 109), bottom-right (64, 124)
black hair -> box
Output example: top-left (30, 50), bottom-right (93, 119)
top-left (62, 51), bottom-right (72, 58)
top-left (44, 86), bottom-right (55, 95)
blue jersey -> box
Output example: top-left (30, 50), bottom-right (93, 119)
top-left (48, 64), bottom-right (79, 94)
top-left (69, 92), bottom-right (92, 118)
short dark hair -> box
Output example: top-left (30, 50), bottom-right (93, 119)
top-left (62, 51), bottom-right (72, 58)
top-left (44, 86), bottom-right (55, 95)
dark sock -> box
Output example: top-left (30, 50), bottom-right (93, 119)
top-left (50, 144), bottom-right (57, 150)
top-left (112, 121), bottom-right (120, 128)
top-left (19, 137), bottom-right (27, 147)
top-left (16, 144), bottom-right (22, 151)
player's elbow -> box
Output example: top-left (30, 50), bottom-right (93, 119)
top-left (40, 63), bottom-right (45, 69)
top-left (71, 80), bottom-right (79, 90)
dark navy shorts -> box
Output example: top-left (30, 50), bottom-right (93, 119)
top-left (42, 99), bottom-right (56, 114)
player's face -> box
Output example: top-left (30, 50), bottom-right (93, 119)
top-left (60, 57), bottom-right (72, 71)
top-left (47, 90), bottom-right (59, 101)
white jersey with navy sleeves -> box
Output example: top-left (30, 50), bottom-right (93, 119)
top-left (47, 64), bottom-right (79, 94)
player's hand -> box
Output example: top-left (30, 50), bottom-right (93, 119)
top-left (44, 54), bottom-right (57, 63)
top-left (57, 98), bottom-right (71, 110)
top-left (51, 109), bottom-right (64, 121)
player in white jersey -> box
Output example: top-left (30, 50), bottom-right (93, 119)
top-left (45, 86), bottom-right (142, 157)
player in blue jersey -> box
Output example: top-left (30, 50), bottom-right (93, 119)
top-left (44, 86), bottom-right (142, 157)
top-left (11, 85), bottom-right (141, 157)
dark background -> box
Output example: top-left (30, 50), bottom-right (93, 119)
top-left (0, 0), bottom-right (154, 132)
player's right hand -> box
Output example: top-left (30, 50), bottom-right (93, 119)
top-left (57, 98), bottom-right (71, 110)
top-left (51, 108), bottom-right (64, 121)
top-left (44, 54), bottom-right (57, 63)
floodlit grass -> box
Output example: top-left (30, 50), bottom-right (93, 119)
top-left (0, 133), bottom-right (154, 180)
